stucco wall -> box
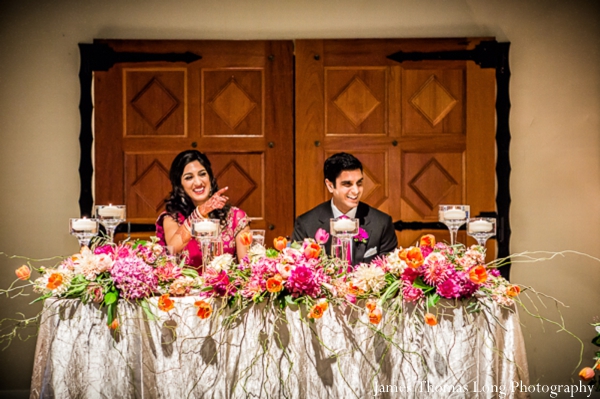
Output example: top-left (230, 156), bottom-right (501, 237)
top-left (1, 0), bottom-right (598, 394)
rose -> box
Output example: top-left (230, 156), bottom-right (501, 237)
top-left (195, 300), bottom-right (212, 319)
top-left (402, 247), bottom-right (424, 269)
top-left (303, 242), bottom-right (321, 259)
top-left (579, 367), bottom-right (595, 381)
top-left (368, 308), bottom-right (382, 324)
top-left (424, 312), bottom-right (437, 326)
top-left (158, 294), bottom-right (175, 312)
top-left (315, 228), bottom-right (329, 245)
top-left (266, 274), bottom-right (284, 293)
top-left (273, 237), bottom-right (288, 251)
top-left (419, 234), bottom-right (436, 248)
top-left (468, 265), bottom-right (488, 284)
top-left (15, 265), bottom-right (31, 281)
top-left (506, 285), bottom-right (521, 298)
top-left (239, 231), bottom-right (253, 247)
top-left (47, 273), bottom-right (64, 290)
top-left (308, 301), bottom-right (328, 319)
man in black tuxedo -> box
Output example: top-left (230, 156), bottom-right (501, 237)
top-left (292, 152), bottom-right (398, 265)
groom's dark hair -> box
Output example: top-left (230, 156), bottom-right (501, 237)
top-left (323, 152), bottom-right (363, 187)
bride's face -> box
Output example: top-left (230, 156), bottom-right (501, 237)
top-left (181, 161), bottom-right (211, 206)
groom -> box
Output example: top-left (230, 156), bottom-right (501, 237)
top-left (292, 152), bottom-right (398, 265)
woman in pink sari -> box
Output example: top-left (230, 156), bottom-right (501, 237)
top-left (156, 150), bottom-right (249, 270)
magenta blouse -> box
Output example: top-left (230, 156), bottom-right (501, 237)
top-left (155, 207), bottom-right (249, 269)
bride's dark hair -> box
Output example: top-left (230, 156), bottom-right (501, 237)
top-left (165, 150), bottom-right (230, 225)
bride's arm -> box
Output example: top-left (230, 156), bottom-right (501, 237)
top-left (235, 225), bottom-right (251, 261)
top-left (162, 215), bottom-right (192, 254)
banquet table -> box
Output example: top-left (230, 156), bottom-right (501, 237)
top-left (30, 297), bottom-right (529, 399)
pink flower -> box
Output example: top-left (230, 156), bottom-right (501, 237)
top-left (94, 245), bottom-right (114, 256)
top-left (285, 265), bottom-right (323, 298)
top-left (315, 228), bottom-right (330, 245)
top-left (110, 256), bottom-right (158, 300)
top-left (420, 246), bottom-right (433, 258)
top-left (422, 253), bottom-right (452, 285)
top-left (354, 228), bottom-right (369, 244)
top-left (437, 275), bottom-right (461, 298)
top-left (154, 262), bottom-right (182, 283)
top-left (402, 284), bottom-right (424, 302)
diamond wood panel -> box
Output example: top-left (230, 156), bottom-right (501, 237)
top-left (401, 152), bottom-right (464, 219)
top-left (124, 69), bottom-right (186, 136)
top-left (203, 69), bottom-right (263, 136)
top-left (325, 68), bottom-right (386, 135)
top-left (125, 153), bottom-right (174, 222)
top-left (410, 75), bottom-right (457, 127)
top-left (402, 68), bottom-right (464, 135)
top-left (207, 153), bottom-right (265, 221)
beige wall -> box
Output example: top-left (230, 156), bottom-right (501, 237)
top-left (1, 0), bottom-right (598, 394)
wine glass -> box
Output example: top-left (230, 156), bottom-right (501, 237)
top-left (467, 217), bottom-right (496, 247)
top-left (330, 218), bottom-right (359, 265)
top-left (191, 218), bottom-right (221, 272)
top-left (438, 205), bottom-right (469, 246)
top-left (94, 205), bottom-right (126, 243)
top-left (250, 229), bottom-right (265, 247)
top-left (69, 218), bottom-right (99, 247)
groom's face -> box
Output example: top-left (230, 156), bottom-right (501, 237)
top-left (326, 169), bottom-right (364, 214)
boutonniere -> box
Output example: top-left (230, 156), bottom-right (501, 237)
top-left (354, 228), bottom-right (368, 244)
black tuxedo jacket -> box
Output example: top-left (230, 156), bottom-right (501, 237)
top-left (291, 201), bottom-right (398, 265)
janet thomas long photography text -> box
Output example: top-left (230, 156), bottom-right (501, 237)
top-left (373, 380), bottom-right (596, 398)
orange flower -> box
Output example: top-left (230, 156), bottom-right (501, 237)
top-left (158, 294), bottom-right (175, 312)
top-left (506, 285), bottom-right (521, 298)
top-left (266, 274), bottom-right (284, 293)
top-left (579, 367), bottom-right (595, 382)
top-left (239, 231), bottom-right (253, 247)
top-left (308, 300), bottom-right (329, 319)
top-left (195, 300), bottom-right (213, 319)
top-left (419, 234), bottom-right (436, 248)
top-left (347, 282), bottom-right (364, 296)
top-left (304, 242), bottom-right (321, 259)
top-left (109, 318), bottom-right (119, 330)
top-left (468, 265), bottom-right (488, 284)
top-left (273, 236), bottom-right (288, 251)
top-left (365, 299), bottom-right (377, 312)
top-left (46, 273), bottom-right (63, 290)
top-left (15, 265), bottom-right (31, 281)
top-left (424, 312), bottom-right (437, 326)
top-left (369, 308), bottom-right (382, 325)
top-left (405, 247), bottom-right (424, 268)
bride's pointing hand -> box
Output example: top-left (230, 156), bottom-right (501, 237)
top-left (198, 187), bottom-right (229, 217)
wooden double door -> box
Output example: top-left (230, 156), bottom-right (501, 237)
top-left (93, 39), bottom-right (496, 249)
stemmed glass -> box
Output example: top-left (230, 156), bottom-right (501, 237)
top-left (250, 229), bottom-right (265, 247)
top-left (69, 218), bottom-right (99, 247)
top-left (330, 218), bottom-right (359, 265)
top-left (467, 217), bottom-right (496, 247)
top-left (438, 205), bottom-right (469, 246)
top-left (94, 205), bottom-right (126, 243)
top-left (191, 218), bottom-right (221, 272)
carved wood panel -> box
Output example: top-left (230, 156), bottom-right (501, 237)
top-left (94, 40), bottom-right (293, 243)
top-left (124, 69), bottom-right (187, 137)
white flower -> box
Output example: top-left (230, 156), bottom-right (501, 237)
top-left (276, 262), bottom-right (294, 279)
top-left (351, 263), bottom-right (386, 293)
top-left (209, 253), bottom-right (234, 272)
top-left (248, 244), bottom-right (266, 261)
top-left (387, 248), bottom-right (408, 276)
top-left (33, 270), bottom-right (73, 296)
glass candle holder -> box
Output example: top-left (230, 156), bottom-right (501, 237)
top-left (467, 217), bottom-right (496, 247)
top-left (69, 218), bottom-right (99, 247)
top-left (191, 218), bottom-right (221, 272)
top-left (438, 205), bottom-right (470, 246)
top-left (330, 218), bottom-right (359, 265)
top-left (94, 205), bottom-right (126, 243)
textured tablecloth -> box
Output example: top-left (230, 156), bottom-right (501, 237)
top-left (30, 297), bottom-right (529, 399)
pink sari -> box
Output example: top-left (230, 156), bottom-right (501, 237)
top-left (155, 207), bottom-right (248, 270)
